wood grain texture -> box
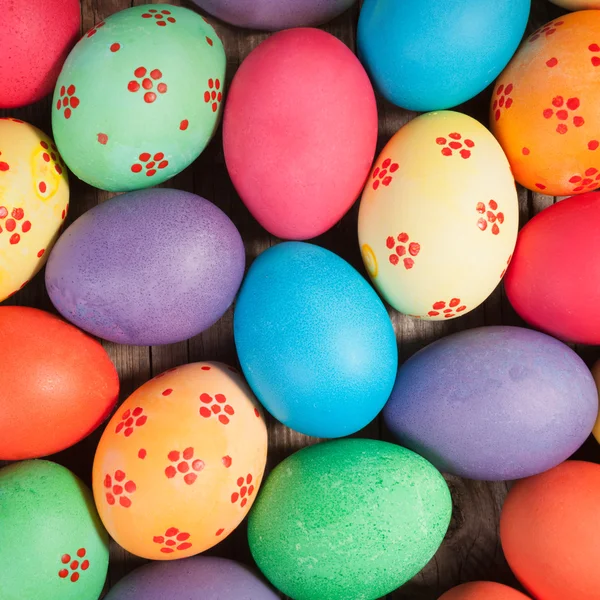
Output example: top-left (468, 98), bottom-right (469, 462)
top-left (1, 0), bottom-right (599, 598)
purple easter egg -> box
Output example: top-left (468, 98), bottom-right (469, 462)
top-left (192, 0), bottom-right (356, 30)
top-left (104, 557), bottom-right (279, 600)
top-left (45, 188), bottom-right (245, 346)
top-left (383, 326), bottom-right (598, 481)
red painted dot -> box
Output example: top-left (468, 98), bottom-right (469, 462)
top-left (211, 404), bottom-right (221, 414)
top-left (183, 447), bottom-right (194, 460)
top-left (166, 527), bottom-right (179, 537)
top-left (137, 448), bottom-right (147, 460)
top-left (543, 108), bottom-right (553, 119)
top-left (165, 466), bottom-right (177, 478)
top-left (592, 56), bottom-right (600, 67)
top-left (177, 542), bottom-right (192, 550)
top-left (436, 137), bottom-right (446, 145)
top-left (157, 83), bottom-right (167, 94)
top-left (61, 554), bottom-right (71, 564)
top-left (476, 202), bottom-right (486, 213)
top-left (180, 119), bottom-right (189, 130)
top-left (56, 99), bottom-right (62, 110)
top-left (150, 69), bottom-right (162, 80)
top-left (206, 36), bottom-right (213, 46)
top-left (158, 160), bottom-right (168, 169)
top-left (128, 81), bottom-right (140, 92)
top-left (162, 388), bottom-right (173, 396)
top-left (55, 165), bottom-right (63, 175)
top-left (144, 92), bottom-right (156, 103)
top-left (460, 150), bottom-right (471, 159)
top-left (37, 249), bottom-right (45, 258)
top-left (157, 20), bottom-right (167, 26)
top-left (397, 232), bottom-right (409, 243)
top-left (146, 169), bottom-right (156, 177)
top-left (231, 492), bottom-right (239, 503)
top-left (167, 17), bottom-right (175, 23)
top-left (106, 493), bottom-right (115, 504)
top-left (200, 407), bottom-right (211, 418)
top-left (177, 462), bottom-right (189, 473)
top-left (155, 13), bottom-right (164, 19)
top-left (567, 97), bottom-right (580, 110)
top-left (535, 183), bottom-right (546, 190)
top-left (70, 560), bottom-right (79, 570)
top-left (556, 109), bottom-right (568, 120)
top-left (492, 223), bottom-right (500, 235)
top-left (142, 13), bottom-right (152, 18)
top-left (168, 450), bottom-right (180, 462)
top-left (67, 84), bottom-right (75, 96)
top-left (396, 246), bottom-right (406, 257)
top-left (5, 218), bottom-right (15, 232)
top-left (192, 460), bottom-right (205, 472)
top-left (40, 141), bottom-right (49, 149)
top-left (216, 528), bottom-right (224, 536)
top-left (61, 209), bottom-right (66, 219)
top-left (494, 109), bottom-right (501, 121)
top-left (218, 415), bottom-right (230, 425)
top-left (124, 427), bottom-right (133, 437)
top-left (477, 218), bottom-right (487, 231)
top-left (389, 254), bottom-right (399, 265)
top-left (522, 147), bottom-right (530, 155)
top-left (142, 78), bottom-right (153, 90)
top-left (586, 167), bottom-right (598, 176)
top-left (552, 96), bottom-right (564, 107)
top-left (97, 133), bottom-right (108, 145)
top-left (81, 561), bottom-right (89, 570)
top-left (212, 102), bottom-right (218, 112)
top-left (573, 116), bottom-right (585, 127)
top-left (224, 405), bottom-right (234, 415)
top-left (160, 547), bottom-right (174, 553)
top-left (135, 67), bottom-right (147, 78)
top-left (449, 141), bottom-right (462, 150)
top-left (222, 455), bottom-right (232, 467)
top-left (120, 496), bottom-right (132, 508)
top-left (590, 43), bottom-right (600, 52)
top-left (249, 484), bottom-right (255, 495)
top-left (110, 43), bottom-right (120, 52)
top-left (241, 498), bottom-right (248, 508)
top-left (441, 147), bottom-right (452, 156)
top-left (124, 480), bottom-right (136, 493)
top-left (21, 221), bottom-right (31, 233)
top-left (71, 572), bottom-right (80, 583)
top-left (11, 208), bottom-right (23, 220)
top-left (588, 140), bottom-right (599, 150)
top-left (449, 132), bottom-right (461, 140)
top-left (488, 200), bottom-right (498, 210)
top-left (546, 57), bottom-right (558, 67)
top-left (184, 473), bottom-right (197, 485)
top-left (59, 569), bottom-right (69, 578)
top-left (125, 417), bottom-right (134, 427)
top-left (10, 233), bottom-right (20, 245)
top-left (556, 124), bottom-right (568, 134)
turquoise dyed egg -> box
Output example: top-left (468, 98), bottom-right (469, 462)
top-left (52, 5), bottom-right (225, 192)
top-left (248, 439), bottom-right (452, 600)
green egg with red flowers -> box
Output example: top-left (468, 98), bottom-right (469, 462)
top-left (0, 460), bottom-right (109, 600)
top-left (51, 4), bottom-right (226, 192)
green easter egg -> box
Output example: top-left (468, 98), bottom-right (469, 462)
top-left (0, 460), bottom-right (109, 600)
top-left (52, 4), bottom-right (226, 192)
top-left (248, 439), bottom-right (452, 600)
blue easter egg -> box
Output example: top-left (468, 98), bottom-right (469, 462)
top-left (234, 242), bottom-right (398, 438)
top-left (357, 0), bottom-right (531, 111)
top-left (383, 326), bottom-right (598, 481)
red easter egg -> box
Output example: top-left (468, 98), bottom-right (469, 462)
top-left (500, 461), bottom-right (600, 600)
top-left (0, 0), bottom-right (81, 108)
top-left (439, 582), bottom-right (530, 599)
top-left (504, 192), bottom-right (600, 344)
top-left (0, 306), bottom-right (119, 459)
top-left (223, 27), bottom-right (377, 240)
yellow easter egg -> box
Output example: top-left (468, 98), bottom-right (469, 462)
top-left (592, 360), bottom-right (600, 444)
top-left (0, 118), bottom-right (69, 300)
top-left (358, 111), bottom-right (518, 320)
top-left (92, 362), bottom-right (268, 560)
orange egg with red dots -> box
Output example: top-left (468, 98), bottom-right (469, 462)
top-left (491, 11), bottom-right (600, 196)
top-left (92, 362), bottom-right (268, 560)
top-left (0, 118), bottom-right (69, 301)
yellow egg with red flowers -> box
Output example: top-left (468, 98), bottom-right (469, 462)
top-left (0, 118), bottom-right (69, 301)
top-left (92, 362), bottom-right (268, 560)
top-left (491, 11), bottom-right (600, 196)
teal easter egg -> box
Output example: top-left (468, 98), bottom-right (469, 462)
top-left (0, 460), bottom-right (109, 600)
top-left (248, 439), bottom-right (452, 600)
top-left (52, 5), bottom-right (225, 192)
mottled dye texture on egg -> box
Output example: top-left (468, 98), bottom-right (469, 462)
top-left (192, 0), bottom-right (355, 30)
top-left (234, 242), bottom-right (397, 438)
top-left (384, 326), bottom-right (598, 481)
top-left (248, 439), bottom-right (451, 600)
top-left (104, 557), bottom-right (279, 599)
top-left (52, 4), bottom-right (225, 192)
top-left (491, 11), bottom-right (600, 195)
top-left (0, 0), bottom-right (80, 108)
top-left (0, 460), bottom-right (109, 600)
top-left (439, 582), bottom-right (530, 600)
top-left (0, 119), bottom-right (69, 301)
top-left (92, 363), bottom-right (268, 560)
top-left (45, 188), bottom-right (245, 346)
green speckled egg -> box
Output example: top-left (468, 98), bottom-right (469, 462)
top-left (52, 4), bottom-right (225, 192)
top-left (0, 460), bottom-right (109, 600)
top-left (248, 439), bottom-right (452, 600)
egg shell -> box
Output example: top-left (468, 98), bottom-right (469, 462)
top-left (591, 360), bottom-right (600, 444)
top-left (0, 306), bottom-right (119, 460)
top-left (191, 0), bottom-right (356, 30)
top-left (438, 582), bottom-right (531, 600)
top-left (358, 111), bottom-right (518, 320)
top-left (52, 4), bottom-right (225, 192)
top-left (234, 242), bottom-right (397, 438)
top-left (92, 362), bottom-right (268, 560)
top-left (104, 557), bottom-right (278, 599)
top-left (357, 0), bottom-right (530, 111)
top-left (383, 326), bottom-right (598, 481)
top-left (504, 192), bottom-right (600, 344)
top-left (0, 118), bottom-right (69, 301)
top-left (490, 11), bottom-right (600, 195)
top-left (500, 461), bottom-right (600, 600)
top-left (248, 439), bottom-right (451, 600)
top-left (223, 28), bottom-right (377, 240)
top-left (550, 0), bottom-right (600, 6)
top-left (0, 460), bottom-right (109, 600)
top-left (45, 188), bottom-right (245, 346)
top-left (0, 0), bottom-right (80, 108)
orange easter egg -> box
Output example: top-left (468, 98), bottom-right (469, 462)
top-left (491, 11), bottom-right (600, 195)
top-left (92, 362), bottom-right (268, 560)
top-left (439, 582), bottom-right (530, 599)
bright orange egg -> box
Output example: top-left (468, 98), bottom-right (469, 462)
top-left (92, 362), bottom-right (268, 560)
top-left (439, 581), bottom-right (530, 599)
top-left (491, 11), bottom-right (600, 196)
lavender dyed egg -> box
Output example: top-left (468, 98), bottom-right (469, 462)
top-left (192, 0), bottom-right (356, 30)
top-left (383, 326), bottom-right (598, 481)
top-left (104, 557), bottom-right (279, 600)
top-left (45, 189), bottom-right (245, 345)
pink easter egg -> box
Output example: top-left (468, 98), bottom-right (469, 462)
top-left (223, 28), bottom-right (377, 240)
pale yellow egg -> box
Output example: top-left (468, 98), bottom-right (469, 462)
top-left (0, 118), bottom-right (69, 301)
top-left (358, 111), bottom-right (518, 320)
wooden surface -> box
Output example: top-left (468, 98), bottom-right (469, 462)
top-left (2, 0), bottom-right (599, 598)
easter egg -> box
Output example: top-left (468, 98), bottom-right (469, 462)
top-left (358, 111), bottom-right (518, 320)
top-left (383, 326), bottom-right (598, 480)
top-left (248, 439), bottom-right (452, 600)
top-left (550, 0), bottom-right (600, 7)
top-left (223, 28), bottom-right (377, 240)
top-left (490, 11), bottom-right (600, 195)
top-left (501, 461), bottom-right (600, 600)
top-left (234, 242), bottom-right (397, 438)
top-left (104, 557), bottom-right (278, 599)
top-left (45, 188), bottom-right (245, 346)
top-left (439, 582), bottom-right (530, 600)
top-left (191, 0), bottom-right (356, 30)
top-left (92, 362), bottom-right (268, 560)
top-left (0, 119), bottom-right (69, 301)
top-left (0, 0), bottom-right (80, 108)
top-left (0, 460), bottom-right (109, 600)
top-left (52, 5), bottom-right (225, 192)
top-left (0, 306), bottom-right (119, 460)
top-left (357, 0), bottom-right (530, 111)
top-left (592, 359), bottom-right (600, 444)
top-left (505, 192), bottom-right (600, 344)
